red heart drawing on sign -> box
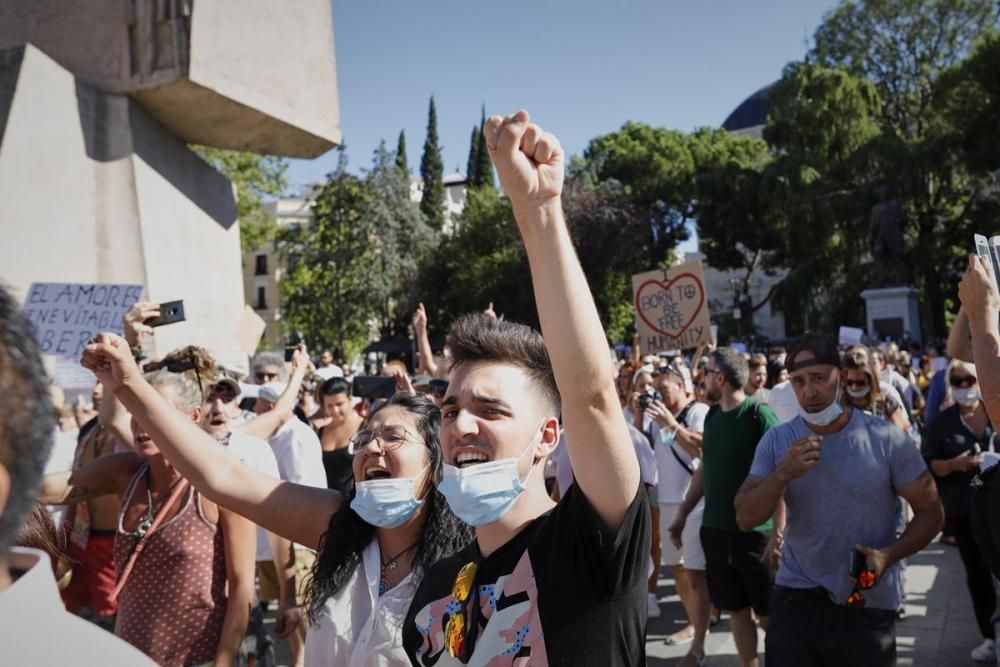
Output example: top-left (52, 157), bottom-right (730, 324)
top-left (635, 273), bottom-right (706, 339)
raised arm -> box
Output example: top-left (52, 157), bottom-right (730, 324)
top-left (959, 254), bottom-right (1000, 426)
top-left (485, 110), bottom-right (639, 529)
top-left (80, 333), bottom-right (341, 549)
top-left (41, 452), bottom-right (139, 505)
top-left (412, 303), bottom-right (438, 377)
top-left (240, 347), bottom-right (309, 439)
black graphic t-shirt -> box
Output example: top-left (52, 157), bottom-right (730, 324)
top-left (402, 482), bottom-right (650, 666)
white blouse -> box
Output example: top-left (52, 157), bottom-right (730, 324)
top-left (304, 540), bottom-right (419, 667)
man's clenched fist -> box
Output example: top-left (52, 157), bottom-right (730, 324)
top-left (484, 110), bottom-right (564, 209)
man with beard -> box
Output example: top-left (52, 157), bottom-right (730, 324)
top-left (669, 348), bottom-right (782, 667)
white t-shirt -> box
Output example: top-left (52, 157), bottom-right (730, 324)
top-left (769, 380), bottom-right (800, 424)
top-left (304, 540), bottom-right (418, 667)
top-left (225, 432), bottom-right (283, 562)
top-left (652, 402), bottom-right (709, 504)
top-left (266, 419), bottom-right (327, 553)
top-left (1, 548), bottom-right (155, 665)
top-left (551, 423), bottom-right (657, 498)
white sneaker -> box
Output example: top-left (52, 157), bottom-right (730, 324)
top-left (971, 638), bottom-right (997, 663)
top-left (647, 593), bottom-right (661, 618)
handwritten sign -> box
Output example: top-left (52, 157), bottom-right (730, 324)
top-left (838, 325), bottom-right (864, 347)
top-left (22, 282), bottom-right (143, 358)
top-left (632, 261), bottom-right (713, 353)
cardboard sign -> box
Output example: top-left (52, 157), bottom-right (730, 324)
top-left (235, 305), bottom-right (267, 359)
top-left (632, 261), bottom-right (713, 353)
top-left (22, 283), bottom-right (143, 358)
top-left (838, 326), bottom-right (864, 347)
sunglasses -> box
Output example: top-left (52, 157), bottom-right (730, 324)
top-left (950, 374), bottom-right (977, 388)
top-left (844, 378), bottom-right (870, 389)
top-left (162, 353), bottom-right (204, 402)
top-left (846, 552), bottom-right (876, 608)
top-left (445, 561), bottom-right (481, 660)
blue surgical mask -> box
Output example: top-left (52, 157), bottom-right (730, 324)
top-left (438, 426), bottom-right (541, 527)
top-left (799, 379), bottom-right (844, 426)
top-left (350, 466), bottom-right (428, 528)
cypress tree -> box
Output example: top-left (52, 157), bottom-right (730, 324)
top-left (419, 96), bottom-right (445, 230)
top-left (473, 105), bottom-right (494, 190)
top-left (466, 125), bottom-right (479, 184)
top-left (396, 129), bottom-right (409, 174)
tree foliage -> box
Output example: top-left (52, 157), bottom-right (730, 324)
top-left (278, 150), bottom-right (374, 358)
top-left (420, 96), bottom-right (445, 230)
top-left (191, 146), bottom-right (289, 251)
top-left (396, 130), bottom-right (409, 174)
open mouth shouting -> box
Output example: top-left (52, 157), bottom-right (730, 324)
top-left (363, 464), bottom-right (393, 481)
top-left (453, 448), bottom-right (491, 468)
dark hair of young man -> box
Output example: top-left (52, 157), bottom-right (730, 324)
top-left (446, 313), bottom-right (561, 417)
top-left (710, 347), bottom-right (749, 390)
top-left (0, 285), bottom-right (53, 554)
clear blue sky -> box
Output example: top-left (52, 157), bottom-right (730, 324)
top-left (287, 0), bottom-right (840, 191)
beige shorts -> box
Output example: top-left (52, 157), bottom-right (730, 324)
top-left (257, 549), bottom-right (316, 604)
top-left (659, 501), bottom-right (706, 571)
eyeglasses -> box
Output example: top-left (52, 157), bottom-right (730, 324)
top-left (346, 425), bottom-right (420, 455)
top-left (163, 352), bottom-right (204, 402)
top-left (844, 378), bottom-right (870, 389)
top-left (445, 561), bottom-right (480, 660)
top-left (950, 375), bottom-right (977, 388)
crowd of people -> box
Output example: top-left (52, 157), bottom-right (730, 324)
top-left (0, 111), bottom-right (998, 667)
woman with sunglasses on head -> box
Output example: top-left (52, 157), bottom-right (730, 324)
top-left (922, 359), bottom-right (999, 662)
top-left (40, 366), bottom-right (257, 667)
top-left (79, 332), bottom-right (473, 666)
top-left (842, 345), bottom-right (912, 434)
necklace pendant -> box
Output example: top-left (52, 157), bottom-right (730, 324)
top-left (136, 517), bottom-right (153, 537)
top-left (385, 560), bottom-right (398, 571)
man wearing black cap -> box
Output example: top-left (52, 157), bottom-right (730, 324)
top-left (734, 334), bottom-right (943, 667)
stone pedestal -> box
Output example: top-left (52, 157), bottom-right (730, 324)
top-left (861, 286), bottom-right (922, 344)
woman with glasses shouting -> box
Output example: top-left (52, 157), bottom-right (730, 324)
top-left (842, 345), bottom-right (912, 435)
top-left (922, 359), bottom-right (999, 663)
top-left (79, 332), bottom-right (473, 667)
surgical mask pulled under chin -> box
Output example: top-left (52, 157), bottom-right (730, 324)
top-left (953, 387), bottom-right (982, 407)
top-left (437, 430), bottom-right (539, 527)
top-left (351, 466), bottom-right (428, 528)
top-left (800, 380), bottom-right (844, 426)
top-left (846, 385), bottom-right (871, 400)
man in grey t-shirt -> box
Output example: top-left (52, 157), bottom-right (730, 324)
top-left (733, 334), bottom-right (943, 667)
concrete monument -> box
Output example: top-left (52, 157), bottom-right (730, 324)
top-left (0, 0), bottom-right (341, 372)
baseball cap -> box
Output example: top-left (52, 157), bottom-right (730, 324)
top-left (257, 382), bottom-right (287, 404)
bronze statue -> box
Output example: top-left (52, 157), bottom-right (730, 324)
top-left (869, 186), bottom-right (909, 286)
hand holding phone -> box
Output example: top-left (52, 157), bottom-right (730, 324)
top-left (145, 300), bottom-right (186, 328)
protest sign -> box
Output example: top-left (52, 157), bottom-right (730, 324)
top-left (838, 325), bottom-right (864, 347)
top-left (22, 282), bottom-right (143, 358)
top-left (632, 260), bottom-right (713, 353)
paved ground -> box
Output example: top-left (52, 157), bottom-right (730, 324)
top-left (646, 538), bottom-right (987, 666)
top-left (265, 537), bottom-right (988, 666)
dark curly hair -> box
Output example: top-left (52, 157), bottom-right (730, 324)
top-left (304, 393), bottom-right (473, 622)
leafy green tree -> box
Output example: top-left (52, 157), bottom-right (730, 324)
top-left (191, 146), bottom-right (289, 251)
top-left (396, 130), bottom-right (409, 174)
top-left (278, 149), bottom-right (376, 357)
top-left (582, 123), bottom-right (697, 267)
top-left (419, 96), bottom-right (445, 230)
top-left (812, 0), bottom-right (997, 138)
top-left (936, 31), bottom-right (1000, 172)
top-left (366, 141), bottom-right (437, 337)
